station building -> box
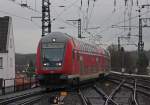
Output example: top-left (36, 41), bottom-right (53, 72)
top-left (0, 16), bottom-right (15, 87)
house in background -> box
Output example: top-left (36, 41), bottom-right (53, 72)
top-left (0, 16), bottom-right (15, 87)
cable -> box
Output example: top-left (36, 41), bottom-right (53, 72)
top-left (85, 0), bottom-right (90, 29)
top-left (51, 0), bottom-right (79, 21)
top-left (7, 0), bottom-right (41, 14)
top-left (105, 31), bottom-right (126, 43)
top-left (51, 0), bottom-right (93, 36)
top-left (0, 9), bottom-right (41, 29)
top-left (0, 9), bottom-right (31, 21)
top-left (51, 0), bottom-right (80, 23)
top-left (86, 0), bottom-right (96, 29)
top-left (88, 4), bottom-right (126, 37)
top-left (56, 16), bottom-right (93, 36)
top-left (90, 1), bottom-right (150, 37)
top-left (94, 8), bottom-right (150, 36)
top-left (114, 9), bottom-right (150, 26)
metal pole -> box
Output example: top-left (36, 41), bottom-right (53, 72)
top-left (78, 18), bottom-right (81, 38)
top-left (23, 77), bottom-right (24, 90)
top-left (138, 17), bottom-right (144, 55)
top-left (138, 7), bottom-right (144, 56)
top-left (14, 78), bottom-right (16, 92)
top-left (30, 76), bottom-right (32, 88)
top-left (2, 79), bottom-right (5, 95)
top-left (118, 37), bottom-right (120, 51)
top-left (67, 18), bottom-right (82, 38)
top-left (42, 0), bottom-right (51, 37)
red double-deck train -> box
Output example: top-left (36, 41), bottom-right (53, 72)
top-left (35, 32), bottom-right (110, 88)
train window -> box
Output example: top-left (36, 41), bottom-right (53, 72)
top-left (43, 48), bottom-right (64, 60)
top-left (85, 44), bottom-right (87, 52)
top-left (89, 46), bottom-right (91, 52)
top-left (83, 44), bottom-right (86, 51)
top-left (77, 52), bottom-right (80, 61)
top-left (80, 61), bottom-right (84, 74)
top-left (42, 43), bottom-right (65, 48)
top-left (42, 42), bottom-right (65, 68)
top-left (96, 57), bottom-right (99, 62)
top-left (72, 49), bottom-right (75, 60)
top-left (80, 56), bottom-right (83, 61)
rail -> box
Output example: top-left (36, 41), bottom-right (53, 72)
top-left (0, 88), bottom-right (44, 105)
top-left (10, 94), bottom-right (45, 105)
top-left (133, 79), bottom-right (139, 105)
top-left (104, 79), bottom-right (125, 105)
top-left (78, 90), bottom-right (92, 105)
top-left (93, 85), bottom-right (118, 105)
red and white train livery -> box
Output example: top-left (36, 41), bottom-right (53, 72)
top-left (35, 32), bottom-right (110, 87)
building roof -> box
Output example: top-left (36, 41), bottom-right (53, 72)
top-left (0, 16), bottom-right (9, 53)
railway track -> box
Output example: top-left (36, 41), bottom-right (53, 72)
top-left (77, 79), bottom-right (128, 105)
top-left (71, 73), bottom-right (150, 105)
top-left (0, 88), bottom-right (45, 105)
top-left (9, 94), bottom-right (46, 105)
top-left (108, 76), bottom-right (150, 96)
top-left (79, 90), bottom-right (92, 105)
top-left (0, 73), bottom-right (149, 105)
top-left (107, 75), bottom-right (150, 105)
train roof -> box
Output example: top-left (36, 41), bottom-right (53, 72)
top-left (41, 32), bottom-right (72, 43)
top-left (40, 32), bottom-right (106, 55)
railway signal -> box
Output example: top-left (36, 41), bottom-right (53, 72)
top-left (137, 4), bottom-right (150, 55)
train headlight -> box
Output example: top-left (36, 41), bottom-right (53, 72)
top-left (43, 63), bottom-right (48, 66)
top-left (58, 62), bottom-right (62, 66)
top-left (52, 38), bottom-right (56, 42)
top-left (56, 62), bottom-right (62, 66)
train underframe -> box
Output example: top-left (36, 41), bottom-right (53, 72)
top-left (36, 73), bottom-right (106, 90)
top-left (36, 74), bottom-right (80, 89)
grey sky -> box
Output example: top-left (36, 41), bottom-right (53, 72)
top-left (0, 0), bottom-right (150, 53)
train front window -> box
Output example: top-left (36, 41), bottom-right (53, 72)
top-left (42, 43), bottom-right (65, 68)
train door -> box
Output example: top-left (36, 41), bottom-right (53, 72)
top-left (72, 49), bottom-right (80, 74)
top-left (79, 54), bottom-right (84, 75)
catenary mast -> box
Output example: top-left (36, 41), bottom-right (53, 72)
top-left (42, 0), bottom-right (51, 37)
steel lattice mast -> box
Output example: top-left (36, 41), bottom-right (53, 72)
top-left (42, 0), bottom-right (51, 37)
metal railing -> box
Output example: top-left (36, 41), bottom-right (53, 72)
top-left (0, 77), bottom-right (39, 95)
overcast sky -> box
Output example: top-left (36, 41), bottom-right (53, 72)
top-left (0, 0), bottom-right (150, 53)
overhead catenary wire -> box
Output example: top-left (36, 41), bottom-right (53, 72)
top-left (85, 0), bottom-right (96, 30)
top-left (6, 0), bottom-right (127, 37)
top-left (51, 0), bottom-right (95, 36)
top-left (92, 0), bottom-right (150, 37)
top-left (114, 9), bottom-right (150, 26)
top-left (7, 0), bottom-right (41, 14)
top-left (85, 0), bottom-right (90, 29)
top-left (5, 0), bottom-right (81, 31)
top-left (0, 9), bottom-right (31, 21)
top-left (5, 0), bottom-right (150, 46)
top-left (100, 31), bottom-right (127, 46)
top-left (94, 9), bottom-right (150, 36)
top-left (0, 9), bottom-right (41, 29)
top-left (90, 3), bottom-right (129, 36)
top-left (51, 0), bottom-right (79, 22)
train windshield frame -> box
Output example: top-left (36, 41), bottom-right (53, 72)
top-left (41, 42), bottom-right (65, 69)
